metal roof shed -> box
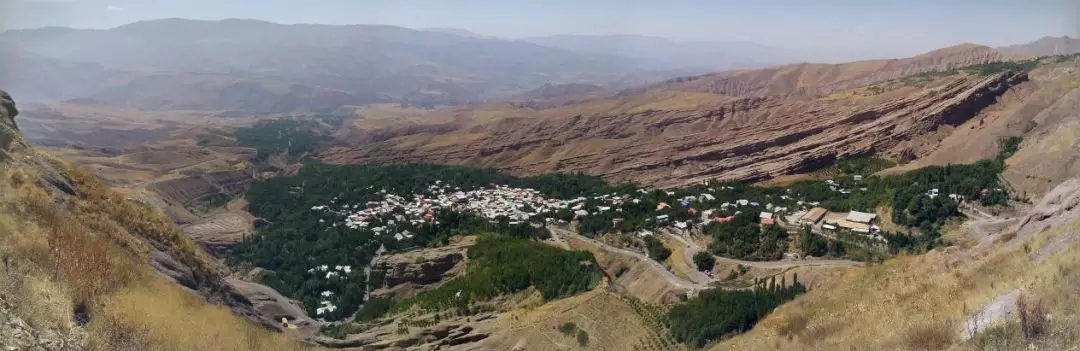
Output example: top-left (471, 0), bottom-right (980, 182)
top-left (846, 211), bottom-right (878, 224)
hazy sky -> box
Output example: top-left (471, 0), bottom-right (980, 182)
top-left (3, 0), bottom-right (1078, 59)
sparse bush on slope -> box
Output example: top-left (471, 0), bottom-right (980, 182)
top-left (0, 152), bottom-right (306, 349)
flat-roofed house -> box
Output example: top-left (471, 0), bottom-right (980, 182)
top-left (800, 207), bottom-right (828, 225)
top-left (846, 211), bottom-right (877, 224)
top-left (835, 219), bottom-right (871, 233)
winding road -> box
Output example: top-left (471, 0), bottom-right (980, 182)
top-left (547, 226), bottom-right (864, 292)
top-left (663, 231), bottom-right (863, 270)
top-left (546, 227), bottom-right (709, 291)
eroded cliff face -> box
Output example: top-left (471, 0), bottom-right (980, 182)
top-left (321, 71), bottom-right (1028, 188)
top-left (1, 90), bottom-right (27, 159)
top-left (368, 239), bottom-right (470, 300)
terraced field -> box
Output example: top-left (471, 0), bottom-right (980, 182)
top-left (479, 286), bottom-right (684, 351)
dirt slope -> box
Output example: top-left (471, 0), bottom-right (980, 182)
top-left (647, 43), bottom-right (1026, 98)
top-left (716, 178), bottom-right (1080, 350)
top-left (322, 53), bottom-right (1080, 192)
top-left (322, 70), bottom-right (1027, 188)
top-left (0, 90), bottom-right (315, 350)
top-left (882, 56), bottom-right (1080, 200)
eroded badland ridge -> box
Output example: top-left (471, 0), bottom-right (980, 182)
top-left (321, 46), bottom-right (1078, 198)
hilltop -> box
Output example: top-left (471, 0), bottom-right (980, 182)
top-left (641, 43), bottom-right (1026, 97)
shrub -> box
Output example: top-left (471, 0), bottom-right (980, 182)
top-left (559, 322), bottom-right (577, 335)
top-left (903, 320), bottom-right (955, 351)
top-left (576, 329), bottom-right (590, 346)
top-left (1018, 295), bottom-right (1048, 340)
top-left (643, 236), bottom-right (671, 261)
top-left (692, 251), bottom-right (716, 271)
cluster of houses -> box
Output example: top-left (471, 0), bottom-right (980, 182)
top-left (795, 206), bottom-right (885, 241)
top-left (307, 177), bottom-right (895, 252)
top-left (304, 265), bottom-right (354, 315)
top-left (310, 183), bottom-right (576, 241)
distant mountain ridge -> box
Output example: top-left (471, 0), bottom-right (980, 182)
top-left (645, 43), bottom-right (1027, 98)
top-left (1000, 36), bottom-right (1080, 57)
top-left (523, 34), bottom-right (797, 71)
top-left (0, 18), bottom-right (676, 111)
top-left (0, 19), bottom-right (1068, 114)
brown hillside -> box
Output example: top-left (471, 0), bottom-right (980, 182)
top-left (718, 178), bottom-right (1080, 350)
top-left (648, 43), bottom-right (1027, 97)
top-left (321, 69), bottom-right (1028, 188)
top-left (508, 82), bottom-right (610, 109)
top-left (321, 53), bottom-right (1079, 193)
top-left (0, 90), bottom-right (315, 349)
top-left (882, 55), bottom-right (1080, 200)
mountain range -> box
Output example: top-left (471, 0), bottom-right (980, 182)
top-left (6, 14), bottom-right (1080, 351)
top-left (4, 18), bottom-right (1074, 114)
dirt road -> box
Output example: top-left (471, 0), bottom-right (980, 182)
top-left (663, 231), bottom-right (863, 270)
top-left (547, 227), bottom-right (709, 291)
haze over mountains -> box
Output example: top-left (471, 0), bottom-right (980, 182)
top-left (2, 18), bottom-right (1075, 114)
top-left (1000, 36), bottom-right (1080, 56)
top-left (5, 6), bottom-right (1080, 350)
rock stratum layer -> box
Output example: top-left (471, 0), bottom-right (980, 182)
top-left (322, 70), bottom-right (1028, 188)
top-left (368, 240), bottom-right (469, 300)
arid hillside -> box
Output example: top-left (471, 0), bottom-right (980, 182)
top-left (320, 51), bottom-right (1078, 197)
top-left (646, 43), bottom-right (1027, 97)
top-left (718, 177), bottom-right (1080, 350)
top-left (324, 70), bottom-right (1021, 188)
top-left (0, 91), bottom-right (315, 349)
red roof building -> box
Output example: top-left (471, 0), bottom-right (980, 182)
top-left (713, 216), bottom-right (735, 223)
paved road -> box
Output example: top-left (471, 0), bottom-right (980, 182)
top-left (547, 227), bottom-right (709, 291)
top-left (663, 231), bottom-right (863, 270)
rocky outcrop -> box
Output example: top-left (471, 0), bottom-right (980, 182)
top-left (0, 296), bottom-right (84, 351)
top-left (1, 90), bottom-right (27, 160)
top-left (227, 279), bottom-right (319, 337)
top-left (0, 90), bottom-right (316, 344)
top-left (322, 71), bottom-right (1028, 188)
top-left (315, 317), bottom-right (494, 350)
top-left (369, 241), bottom-right (469, 299)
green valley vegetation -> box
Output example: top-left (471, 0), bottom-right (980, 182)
top-left (643, 235), bottom-right (672, 261)
top-left (704, 212), bottom-right (788, 261)
top-left (229, 133), bottom-right (1020, 323)
top-left (232, 119), bottom-right (332, 162)
top-left (901, 55), bottom-right (1055, 86)
top-left (376, 234), bottom-right (600, 317)
top-left (229, 163), bottom-right (613, 319)
top-left (667, 276), bottom-right (808, 347)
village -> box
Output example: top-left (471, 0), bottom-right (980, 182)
top-left (300, 173), bottom-right (972, 262)
top-left (296, 175), bottom-right (949, 315)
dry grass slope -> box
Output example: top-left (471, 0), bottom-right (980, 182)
top-left (0, 151), bottom-right (309, 350)
top-left (716, 198), bottom-right (1080, 350)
